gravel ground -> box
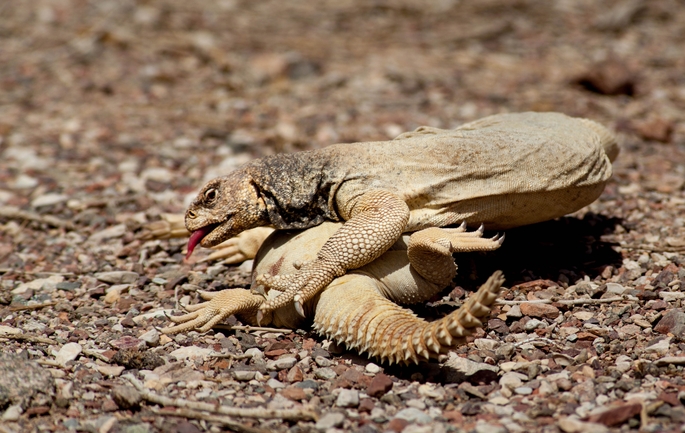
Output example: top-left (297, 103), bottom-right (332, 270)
top-left (1, 1), bottom-right (685, 432)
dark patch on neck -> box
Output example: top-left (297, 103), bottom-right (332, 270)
top-left (248, 152), bottom-right (343, 229)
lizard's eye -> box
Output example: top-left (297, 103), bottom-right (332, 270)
top-left (204, 188), bottom-right (217, 202)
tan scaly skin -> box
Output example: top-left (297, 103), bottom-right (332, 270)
top-left (180, 112), bottom-right (618, 320)
top-left (161, 222), bottom-right (505, 365)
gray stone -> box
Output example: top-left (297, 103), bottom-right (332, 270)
top-left (315, 412), bottom-right (345, 430)
top-left (139, 329), bottom-right (160, 346)
top-left (394, 407), bottom-right (433, 424)
top-left (274, 356), bottom-right (298, 370)
top-left (315, 368), bottom-right (337, 380)
top-left (335, 389), bottom-right (359, 407)
top-left (232, 370), bottom-right (256, 381)
top-left (315, 356), bottom-right (332, 367)
top-left (2, 404), bottom-right (22, 421)
top-left (95, 271), bottom-right (140, 284)
top-left (111, 386), bottom-right (141, 409)
top-left (266, 378), bottom-right (285, 389)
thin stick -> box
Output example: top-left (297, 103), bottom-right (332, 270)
top-left (124, 375), bottom-right (317, 421)
top-left (214, 324), bottom-right (293, 334)
top-left (0, 333), bottom-right (58, 345)
top-left (10, 302), bottom-right (57, 312)
top-left (150, 407), bottom-right (269, 433)
top-left (0, 205), bottom-right (75, 230)
top-left (496, 296), bottom-right (625, 306)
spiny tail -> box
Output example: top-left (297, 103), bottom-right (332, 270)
top-left (312, 271), bottom-right (504, 364)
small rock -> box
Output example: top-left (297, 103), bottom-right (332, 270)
top-left (336, 389), bottom-right (359, 407)
top-left (654, 356), bottom-right (685, 366)
top-left (111, 386), bottom-right (141, 410)
top-left (644, 337), bottom-right (671, 355)
top-left (315, 412), bottom-right (345, 430)
top-left (475, 421), bottom-right (507, 433)
top-left (274, 356), bottom-right (297, 370)
top-left (95, 271), bottom-right (140, 284)
top-left (266, 378), bottom-right (285, 389)
top-left (314, 368), bottom-right (336, 380)
top-left (406, 398), bottom-right (426, 409)
top-left (55, 343), bottom-right (82, 365)
top-left (587, 402), bottom-right (641, 427)
top-left (138, 329), bottom-right (160, 346)
top-left (315, 356), bottom-right (332, 367)
top-left (2, 404), bottom-right (23, 421)
top-left (520, 302), bottom-right (560, 319)
top-left (393, 407), bottom-right (433, 424)
top-left (281, 386), bottom-right (306, 401)
top-left (605, 283), bottom-right (626, 295)
top-left (367, 373), bottom-right (393, 398)
top-left (169, 346), bottom-right (214, 360)
top-left (474, 338), bottom-right (499, 351)
top-left (654, 309), bottom-right (685, 338)
top-left (365, 362), bottom-right (381, 374)
top-left (110, 336), bottom-right (146, 351)
top-left (96, 365), bottom-right (125, 377)
top-left (524, 318), bottom-right (545, 331)
top-left (444, 354), bottom-right (499, 383)
top-left (514, 386), bottom-right (533, 395)
top-left (232, 370), bottom-right (256, 381)
top-left (500, 371), bottom-right (526, 390)
top-left (31, 193), bottom-right (69, 208)
top-left (660, 291), bottom-right (685, 302)
top-left (558, 416), bottom-right (609, 433)
top-left (286, 365), bottom-right (303, 383)
top-left (506, 305), bottom-right (522, 318)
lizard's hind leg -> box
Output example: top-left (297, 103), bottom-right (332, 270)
top-left (407, 225), bottom-right (503, 287)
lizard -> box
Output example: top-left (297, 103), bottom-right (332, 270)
top-left (174, 112), bottom-right (618, 322)
top-left (161, 221), bottom-right (505, 365)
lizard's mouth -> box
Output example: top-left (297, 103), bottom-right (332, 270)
top-left (186, 222), bottom-right (221, 259)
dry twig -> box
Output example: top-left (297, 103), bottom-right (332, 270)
top-left (10, 301), bottom-right (57, 312)
top-left (151, 407), bottom-right (269, 433)
top-left (214, 324), bottom-right (293, 334)
top-left (124, 375), bottom-right (317, 421)
top-left (496, 296), bottom-right (626, 306)
top-left (0, 205), bottom-right (75, 230)
top-left (0, 333), bottom-right (57, 345)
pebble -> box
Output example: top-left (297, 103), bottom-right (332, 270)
top-left (444, 354), bottom-right (499, 382)
top-left (315, 412), bottom-right (345, 430)
top-left (55, 343), bottom-right (82, 365)
top-left (314, 368), bottom-right (337, 380)
top-left (514, 386), bottom-right (533, 395)
top-left (524, 318), bottom-right (545, 331)
top-left (2, 405), bottom-right (23, 421)
top-left (274, 356), bottom-right (298, 370)
top-left (499, 371), bottom-right (526, 390)
top-left (232, 370), bottom-right (256, 381)
top-left (474, 338), bottom-right (499, 351)
top-left (169, 346), bottom-right (214, 360)
top-left (95, 271), bottom-right (140, 284)
top-left (335, 389), bottom-right (359, 407)
top-left (31, 193), bottom-right (69, 208)
top-left (644, 337), bottom-right (671, 355)
top-left (475, 421), bottom-right (507, 433)
top-left (406, 398), bottom-right (426, 409)
top-left (266, 378), bottom-right (285, 389)
top-left (506, 304), bottom-right (523, 318)
top-left (138, 329), bottom-right (160, 346)
top-left (315, 356), bottom-right (332, 367)
top-left (365, 362), bottom-right (381, 374)
top-left (366, 373), bottom-right (393, 397)
top-left (393, 407), bottom-right (433, 424)
top-left (520, 302), bottom-right (560, 319)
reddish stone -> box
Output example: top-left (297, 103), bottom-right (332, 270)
top-left (265, 349), bottom-right (288, 358)
top-left (102, 399), bottom-right (118, 412)
top-left (25, 406), bottom-right (50, 417)
top-left (443, 410), bottom-right (464, 424)
top-left (302, 339), bottom-right (316, 350)
top-left (658, 392), bottom-right (680, 407)
top-left (358, 398), bottom-right (375, 413)
top-left (367, 373), bottom-right (393, 398)
top-left (286, 365), bottom-right (303, 383)
top-left (654, 309), bottom-right (685, 338)
top-left (576, 332), bottom-right (599, 341)
top-left (387, 418), bottom-right (408, 432)
top-left (281, 387), bottom-right (307, 401)
top-left (277, 369), bottom-right (288, 382)
top-left (110, 336), bottom-right (145, 350)
top-left (520, 302), bottom-right (560, 319)
top-left (332, 364), bottom-right (349, 375)
top-left (587, 402), bottom-right (641, 426)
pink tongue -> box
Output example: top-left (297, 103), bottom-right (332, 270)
top-left (186, 226), bottom-right (214, 260)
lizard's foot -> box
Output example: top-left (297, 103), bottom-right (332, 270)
top-left (160, 289), bottom-right (264, 334)
top-left (407, 225), bottom-right (503, 286)
top-left (138, 213), bottom-right (188, 240)
top-left (255, 265), bottom-right (338, 321)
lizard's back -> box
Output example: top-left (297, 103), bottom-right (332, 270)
top-left (328, 112), bottom-right (617, 230)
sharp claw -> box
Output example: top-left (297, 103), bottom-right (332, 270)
top-left (459, 221), bottom-right (466, 229)
top-left (256, 309), bottom-right (264, 326)
top-left (476, 224), bottom-right (484, 235)
top-left (294, 300), bottom-right (305, 317)
top-left (498, 233), bottom-right (505, 245)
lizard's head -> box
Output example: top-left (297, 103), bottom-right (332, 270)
top-left (185, 170), bottom-right (268, 259)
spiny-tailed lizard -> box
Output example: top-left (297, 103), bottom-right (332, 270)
top-left (162, 222), bottom-right (505, 364)
top-left (161, 112), bottom-right (617, 322)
